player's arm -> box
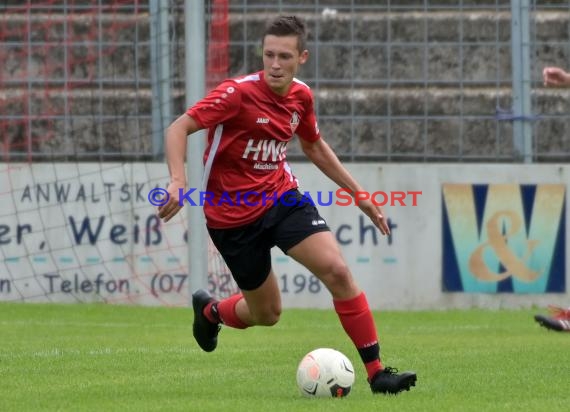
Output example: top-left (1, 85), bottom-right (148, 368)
top-left (299, 137), bottom-right (390, 235)
top-left (158, 80), bottom-right (240, 222)
top-left (543, 66), bottom-right (570, 88)
top-left (158, 113), bottom-right (202, 222)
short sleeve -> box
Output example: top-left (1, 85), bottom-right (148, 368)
top-left (186, 80), bottom-right (241, 128)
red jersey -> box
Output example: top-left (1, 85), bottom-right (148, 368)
top-left (187, 71), bottom-right (321, 228)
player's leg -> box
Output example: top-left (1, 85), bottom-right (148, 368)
top-left (286, 231), bottom-right (358, 299)
top-left (285, 233), bottom-right (379, 370)
top-left (192, 222), bottom-right (281, 352)
top-left (272, 193), bottom-right (379, 373)
top-left (534, 305), bottom-right (570, 332)
top-left (237, 270), bottom-right (282, 326)
top-left (208, 269), bottom-right (283, 328)
top-left (286, 231), bottom-right (416, 394)
top-left (192, 269), bottom-right (282, 352)
top-left (272, 193), bottom-right (381, 375)
top-left (211, 258), bottom-right (282, 327)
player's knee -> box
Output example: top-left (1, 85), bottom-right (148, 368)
top-left (326, 261), bottom-right (351, 281)
top-left (251, 307), bottom-right (281, 326)
top-left (319, 261), bottom-right (353, 290)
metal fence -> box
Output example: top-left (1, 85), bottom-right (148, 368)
top-left (1, 0), bottom-right (569, 162)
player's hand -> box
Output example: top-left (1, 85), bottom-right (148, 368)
top-left (157, 181), bottom-right (185, 222)
top-left (543, 67), bottom-right (570, 87)
top-left (357, 198), bottom-right (390, 236)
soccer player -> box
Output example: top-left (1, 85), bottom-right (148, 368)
top-left (542, 66), bottom-right (570, 87)
top-left (533, 68), bottom-right (570, 332)
top-left (535, 306), bottom-right (570, 332)
top-left (157, 15), bottom-right (416, 394)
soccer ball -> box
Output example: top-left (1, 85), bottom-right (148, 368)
top-left (296, 348), bottom-right (355, 398)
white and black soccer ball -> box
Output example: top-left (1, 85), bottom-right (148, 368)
top-left (296, 348), bottom-right (355, 398)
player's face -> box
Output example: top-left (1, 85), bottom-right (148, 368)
top-left (262, 35), bottom-right (308, 96)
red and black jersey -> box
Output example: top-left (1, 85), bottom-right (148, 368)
top-left (187, 71), bottom-right (320, 228)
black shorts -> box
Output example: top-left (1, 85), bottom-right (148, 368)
top-left (207, 190), bottom-right (330, 291)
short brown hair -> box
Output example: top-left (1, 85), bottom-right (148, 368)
top-left (263, 15), bottom-right (307, 52)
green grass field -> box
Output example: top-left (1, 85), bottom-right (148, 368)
top-left (1, 302), bottom-right (569, 412)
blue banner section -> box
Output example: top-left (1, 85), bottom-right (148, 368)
top-left (442, 184), bottom-right (566, 293)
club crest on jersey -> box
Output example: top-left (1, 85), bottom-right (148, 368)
top-left (290, 111), bottom-right (300, 134)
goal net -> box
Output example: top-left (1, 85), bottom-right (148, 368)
top-left (0, 0), bottom-right (239, 306)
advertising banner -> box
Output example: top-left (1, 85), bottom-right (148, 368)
top-left (442, 184), bottom-right (565, 293)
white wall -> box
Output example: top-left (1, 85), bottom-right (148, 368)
top-left (1, 163), bottom-right (567, 310)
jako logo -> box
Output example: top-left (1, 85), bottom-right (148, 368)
top-left (241, 138), bottom-right (286, 162)
top-left (442, 183), bottom-right (566, 293)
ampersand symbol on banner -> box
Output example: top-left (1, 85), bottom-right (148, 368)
top-left (469, 210), bottom-right (540, 282)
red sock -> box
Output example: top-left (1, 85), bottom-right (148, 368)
top-left (203, 301), bottom-right (220, 323)
top-left (333, 292), bottom-right (383, 380)
top-left (216, 293), bottom-right (249, 329)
